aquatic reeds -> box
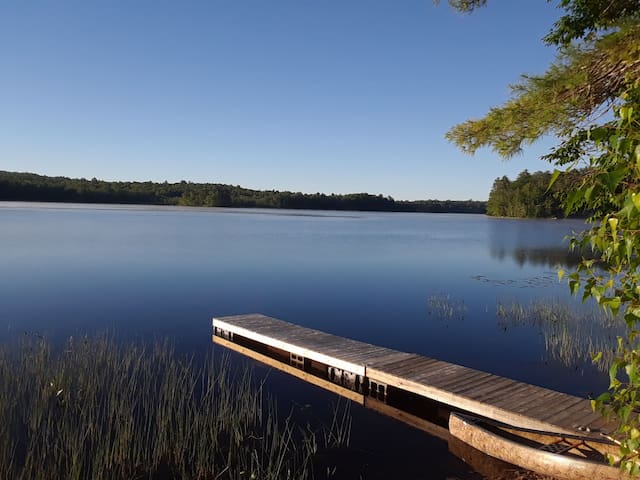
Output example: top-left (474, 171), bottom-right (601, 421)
top-left (427, 294), bottom-right (467, 321)
top-left (496, 299), bottom-right (624, 371)
top-left (0, 335), bottom-right (350, 480)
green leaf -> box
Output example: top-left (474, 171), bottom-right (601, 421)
top-left (569, 279), bottom-right (580, 295)
top-left (621, 405), bottom-right (633, 422)
top-left (589, 126), bottom-right (608, 143)
top-left (547, 169), bottom-right (562, 192)
top-left (604, 296), bottom-right (622, 315)
top-left (564, 189), bottom-right (584, 215)
top-left (610, 362), bottom-right (620, 388)
top-left (584, 185), bottom-right (595, 202)
top-left (625, 236), bottom-right (634, 262)
top-left (591, 285), bottom-right (604, 303)
top-left (597, 391), bottom-right (612, 404)
top-left (604, 167), bottom-right (627, 192)
top-left (627, 363), bottom-right (639, 384)
top-left (620, 200), bottom-right (635, 221)
top-left (620, 106), bottom-right (629, 121)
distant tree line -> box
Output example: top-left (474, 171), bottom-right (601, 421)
top-left (487, 169), bottom-right (589, 218)
top-left (0, 171), bottom-right (486, 214)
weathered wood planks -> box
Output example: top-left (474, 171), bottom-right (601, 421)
top-left (212, 314), bottom-right (617, 437)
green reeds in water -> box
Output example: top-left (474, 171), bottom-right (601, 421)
top-left (427, 294), bottom-right (467, 321)
top-left (426, 292), bottom-right (622, 372)
top-left (0, 335), bottom-right (351, 480)
top-left (496, 299), bottom-right (624, 371)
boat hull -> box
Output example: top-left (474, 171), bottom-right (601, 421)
top-left (449, 413), bottom-right (626, 480)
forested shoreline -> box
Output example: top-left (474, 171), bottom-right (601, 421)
top-left (486, 169), bottom-right (588, 218)
top-left (1, 169), bottom-right (594, 218)
top-left (0, 171), bottom-right (486, 214)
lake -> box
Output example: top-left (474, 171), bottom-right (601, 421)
top-left (0, 202), bottom-right (613, 478)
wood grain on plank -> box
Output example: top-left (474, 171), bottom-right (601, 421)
top-left (213, 314), bottom-right (618, 435)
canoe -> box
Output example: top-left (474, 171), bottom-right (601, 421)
top-left (449, 412), bottom-right (627, 480)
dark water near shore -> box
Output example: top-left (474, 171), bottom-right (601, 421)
top-left (0, 202), bottom-right (612, 479)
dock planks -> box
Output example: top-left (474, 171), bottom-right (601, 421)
top-left (212, 313), bottom-right (616, 437)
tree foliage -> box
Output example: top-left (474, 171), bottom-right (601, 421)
top-left (0, 170), bottom-right (486, 214)
top-left (447, 21), bottom-right (640, 157)
top-left (544, 0), bottom-right (640, 46)
top-left (445, 0), bottom-right (640, 472)
top-left (486, 168), bottom-right (588, 218)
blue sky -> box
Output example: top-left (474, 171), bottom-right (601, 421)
top-left (1, 1), bottom-right (563, 200)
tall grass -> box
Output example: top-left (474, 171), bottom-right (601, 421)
top-left (0, 335), bottom-right (350, 480)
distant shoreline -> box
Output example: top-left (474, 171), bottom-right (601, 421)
top-left (0, 201), bottom-right (493, 220)
top-left (0, 170), bottom-right (487, 215)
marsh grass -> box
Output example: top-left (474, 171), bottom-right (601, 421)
top-left (0, 335), bottom-right (350, 480)
top-left (496, 299), bottom-right (624, 371)
top-left (427, 294), bottom-right (467, 321)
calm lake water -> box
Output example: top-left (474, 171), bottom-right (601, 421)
top-left (0, 202), bottom-right (613, 479)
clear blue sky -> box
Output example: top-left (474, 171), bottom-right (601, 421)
top-left (1, 1), bottom-right (563, 201)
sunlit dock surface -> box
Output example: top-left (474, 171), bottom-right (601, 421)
top-left (212, 314), bottom-right (615, 437)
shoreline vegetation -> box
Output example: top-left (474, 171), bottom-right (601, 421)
top-left (0, 335), bottom-right (351, 480)
top-left (0, 171), bottom-right (486, 214)
top-left (486, 169), bottom-right (590, 219)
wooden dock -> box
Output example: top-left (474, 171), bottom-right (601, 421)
top-left (212, 313), bottom-right (616, 438)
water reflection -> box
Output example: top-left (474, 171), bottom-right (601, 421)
top-left (496, 298), bottom-right (623, 372)
top-left (490, 246), bottom-right (587, 267)
top-left (0, 203), bottom-right (620, 479)
top-left (488, 217), bottom-right (588, 268)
